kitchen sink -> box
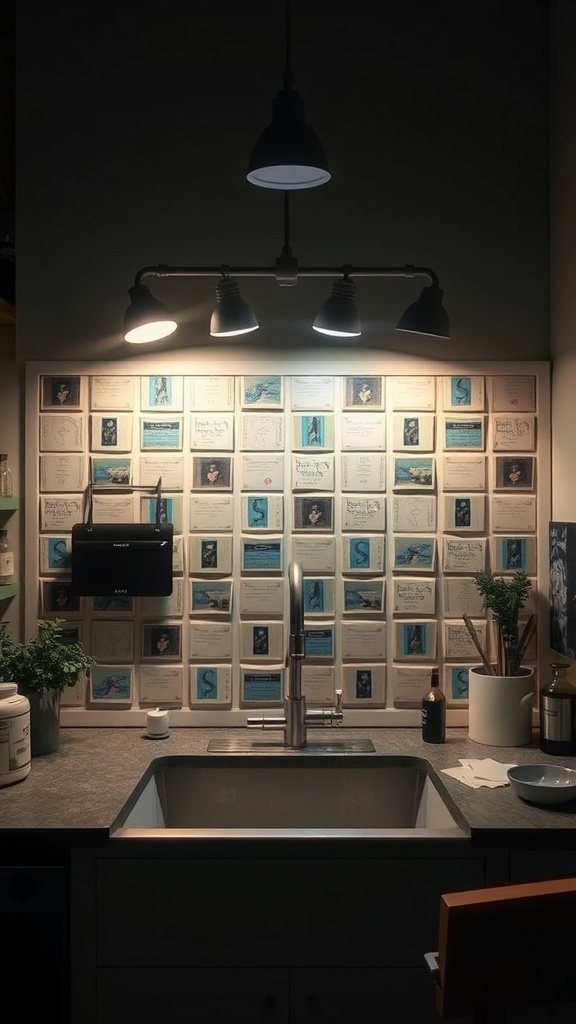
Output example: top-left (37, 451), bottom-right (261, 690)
top-left (111, 754), bottom-right (466, 838)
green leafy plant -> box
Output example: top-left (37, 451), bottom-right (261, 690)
top-left (0, 619), bottom-right (94, 695)
top-left (467, 570), bottom-right (536, 676)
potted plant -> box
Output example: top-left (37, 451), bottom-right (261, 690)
top-left (0, 618), bottom-right (93, 755)
top-left (463, 570), bottom-right (537, 747)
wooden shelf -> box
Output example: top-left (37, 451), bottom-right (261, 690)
top-left (0, 497), bottom-right (19, 512)
top-left (0, 583), bottom-right (18, 599)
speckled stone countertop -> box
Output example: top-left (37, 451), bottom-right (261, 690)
top-left (1, 726), bottom-right (576, 847)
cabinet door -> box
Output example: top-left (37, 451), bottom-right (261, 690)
top-left (95, 967), bottom-right (289, 1024)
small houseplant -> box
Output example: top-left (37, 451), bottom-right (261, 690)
top-left (469, 569), bottom-right (535, 675)
top-left (0, 618), bottom-right (93, 755)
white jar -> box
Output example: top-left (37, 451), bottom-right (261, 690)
top-left (0, 683), bottom-right (31, 786)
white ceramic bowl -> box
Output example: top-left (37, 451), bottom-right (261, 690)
top-left (507, 764), bottom-right (576, 805)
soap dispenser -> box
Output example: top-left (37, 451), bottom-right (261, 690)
top-left (539, 662), bottom-right (576, 756)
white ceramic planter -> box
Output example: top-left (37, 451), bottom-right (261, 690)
top-left (468, 666), bottom-right (535, 747)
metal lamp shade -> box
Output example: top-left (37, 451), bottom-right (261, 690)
top-left (396, 284), bottom-right (451, 339)
top-left (123, 284), bottom-right (178, 344)
top-left (210, 278), bottom-right (259, 337)
top-left (247, 89), bottom-right (330, 190)
top-left (313, 278), bottom-right (361, 337)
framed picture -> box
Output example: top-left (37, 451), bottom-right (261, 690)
top-left (241, 538), bottom-right (283, 572)
top-left (140, 665), bottom-right (184, 706)
top-left (188, 535), bottom-right (233, 574)
top-left (394, 621), bottom-right (437, 660)
top-left (443, 416), bottom-right (486, 451)
top-left (393, 536), bottom-right (436, 572)
top-left (491, 536), bottom-right (537, 573)
top-left (190, 413), bottom-right (234, 451)
top-left (140, 416), bottom-right (183, 451)
top-left (39, 536), bottom-right (72, 574)
top-left (550, 521), bottom-right (576, 658)
top-left (494, 456), bottom-right (535, 490)
top-left (41, 580), bottom-right (81, 617)
top-left (240, 667), bottom-right (284, 706)
top-left (291, 414), bottom-right (335, 451)
top-left (342, 579), bottom-right (384, 614)
top-left (393, 457), bottom-right (435, 489)
top-left (302, 577), bottom-right (335, 615)
top-left (89, 665), bottom-right (133, 704)
top-left (240, 622), bottom-right (284, 660)
top-left (189, 665), bottom-right (232, 707)
top-left (342, 665), bottom-right (386, 707)
top-left (190, 579), bottom-right (233, 615)
top-left (341, 535), bottom-right (385, 573)
top-left (40, 375), bottom-right (83, 410)
top-left (90, 414), bottom-right (133, 453)
top-left (91, 594), bottom-right (134, 615)
top-left (443, 664), bottom-right (473, 703)
top-left (240, 375), bottom-right (284, 409)
top-left (191, 455), bottom-right (233, 490)
top-left (303, 625), bottom-right (335, 659)
top-left (442, 376), bottom-right (485, 412)
top-left (392, 413), bottom-right (435, 452)
top-left (140, 375), bottom-right (184, 411)
top-left (342, 375), bottom-right (384, 410)
top-left (241, 494), bottom-right (284, 532)
top-left (140, 494), bottom-right (183, 531)
top-left (91, 621), bottom-right (134, 662)
top-left (293, 496), bottom-right (334, 532)
top-left (141, 623), bottom-right (182, 660)
top-left (443, 495), bottom-right (486, 532)
top-left (91, 456), bottom-right (132, 486)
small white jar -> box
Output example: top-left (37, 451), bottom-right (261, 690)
top-left (0, 682), bottom-right (31, 786)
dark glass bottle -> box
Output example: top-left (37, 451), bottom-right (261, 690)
top-left (539, 662), bottom-right (576, 756)
top-left (421, 666), bottom-right (446, 743)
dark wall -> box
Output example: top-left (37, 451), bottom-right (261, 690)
top-left (16, 0), bottom-right (549, 361)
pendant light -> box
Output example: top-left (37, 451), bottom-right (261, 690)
top-left (396, 281), bottom-right (451, 339)
top-left (123, 284), bottom-right (177, 344)
top-left (210, 272), bottom-right (259, 337)
top-left (313, 270), bottom-right (361, 337)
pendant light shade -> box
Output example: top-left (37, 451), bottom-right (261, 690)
top-left (313, 275), bottom-right (361, 337)
top-left (396, 283), bottom-right (451, 340)
top-left (123, 283), bottom-right (178, 344)
top-left (210, 276), bottom-right (259, 337)
top-left (247, 87), bottom-right (331, 190)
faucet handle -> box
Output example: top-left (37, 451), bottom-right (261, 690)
top-left (335, 689), bottom-right (343, 714)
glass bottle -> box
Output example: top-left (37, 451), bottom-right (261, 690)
top-left (0, 530), bottom-right (15, 584)
top-left (0, 454), bottom-right (13, 498)
top-left (539, 662), bottom-right (576, 756)
top-left (421, 666), bottom-right (446, 743)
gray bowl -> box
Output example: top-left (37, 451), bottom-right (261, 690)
top-left (507, 764), bottom-right (576, 805)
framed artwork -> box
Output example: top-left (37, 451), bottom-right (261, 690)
top-left (494, 456), bottom-right (535, 490)
top-left (550, 522), bottom-right (576, 659)
top-left (190, 579), bottom-right (233, 615)
top-left (89, 665), bottom-right (133, 704)
top-left (442, 375), bottom-right (485, 411)
top-left (342, 579), bottom-right (384, 614)
top-left (342, 665), bottom-right (386, 707)
top-left (393, 457), bottom-right (435, 489)
top-left (240, 667), bottom-right (284, 706)
top-left (140, 417), bottom-right (183, 451)
top-left (140, 375), bottom-right (184, 411)
top-left (141, 623), bottom-right (182, 660)
top-left (41, 580), bottom-right (81, 617)
top-left (342, 375), bottom-right (384, 410)
top-left (443, 416), bottom-right (486, 451)
top-left (240, 375), bottom-right (284, 409)
top-left (443, 664), bottom-right (473, 703)
top-left (393, 536), bottom-right (436, 572)
top-left (189, 665), bottom-right (232, 707)
top-left (191, 455), bottom-right (233, 490)
top-left (293, 496), bottom-right (334, 531)
top-left (40, 375), bottom-right (83, 410)
top-left (394, 621), bottom-right (437, 660)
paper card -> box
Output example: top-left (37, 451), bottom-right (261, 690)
top-left (389, 375), bottom-right (436, 411)
top-left (93, 494), bottom-right (135, 524)
top-left (293, 496), bottom-right (334, 531)
top-left (90, 375), bottom-right (135, 411)
top-left (141, 623), bottom-right (182, 661)
top-left (91, 621), bottom-right (135, 662)
top-left (40, 414), bottom-right (84, 451)
top-left (241, 494), bottom-right (284, 532)
top-left (89, 665), bottom-right (133, 704)
top-left (189, 665), bottom-right (232, 707)
top-left (190, 621), bottom-right (232, 660)
top-left (491, 495), bottom-right (537, 533)
top-left (341, 535), bottom-right (385, 573)
top-left (40, 454), bottom-right (86, 492)
top-left (491, 536), bottom-right (537, 574)
top-left (290, 375), bottom-right (334, 410)
top-left (240, 413), bottom-right (285, 451)
top-left (292, 454), bottom-right (335, 490)
top-left (341, 621), bottom-right (386, 660)
top-left (39, 495), bottom-right (84, 532)
top-left (302, 577), bottom-right (335, 615)
top-left (393, 457), bottom-right (435, 489)
top-left (304, 624), bottom-right (335, 659)
top-left (443, 415), bottom-right (486, 451)
top-left (342, 375), bottom-right (384, 410)
top-left (90, 414), bottom-right (133, 453)
top-left (39, 536), bottom-right (72, 574)
top-left (444, 577), bottom-right (486, 617)
top-left (142, 578), bottom-right (185, 617)
top-left (393, 665), bottom-right (432, 706)
top-left (140, 494), bottom-right (182, 532)
top-left (188, 535), bottom-right (233, 574)
top-left (190, 579), bottom-right (232, 615)
top-left (189, 494), bottom-right (234, 532)
top-left (491, 375), bottom-right (536, 412)
top-left (392, 413), bottom-right (435, 452)
top-left (239, 578), bottom-right (284, 617)
top-left (241, 537), bottom-right (283, 572)
top-left (302, 665), bottom-right (336, 706)
top-left (341, 495), bottom-right (386, 532)
top-left (139, 665), bottom-right (184, 705)
top-left (443, 494), bottom-right (486, 532)
top-left (139, 454), bottom-right (184, 490)
top-left (240, 454), bottom-right (285, 491)
top-left (140, 375), bottom-right (184, 412)
top-left (240, 667), bottom-right (284, 706)
top-left (240, 622), bottom-right (284, 660)
top-left (341, 454), bottom-right (386, 492)
top-left (394, 621), bottom-right (437, 661)
top-left (442, 454), bottom-right (486, 491)
top-left (240, 375), bottom-right (284, 409)
top-left (91, 594), bottom-right (134, 616)
top-left (343, 579), bottom-right (385, 614)
top-left (140, 417), bottom-right (183, 451)
top-left (190, 375), bottom-right (235, 411)
top-left (172, 535), bottom-right (184, 573)
top-left (393, 536), bottom-right (436, 572)
top-left (40, 580), bottom-right (82, 618)
top-left (442, 375), bottom-right (485, 412)
top-left (290, 536), bottom-right (336, 572)
top-left (493, 455), bottom-right (535, 491)
top-left (492, 414), bottom-right (536, 451)
top-left (443, 536), bottom-right (487, 572)
top-left (392, 495), bottom-right (436, 532)
top-left (191, 455), bottom-right (233, 490)
top-left (443, 664), bottom-right (473, 703)
top-left (190, 414), bottom-right (234, 451)
top-left (444, 620), bottom-right (487, 660)
top-left (91, 455), bottom-right (132, 486)
top-left (392, 578), bottom-right (436, 615)
top-left (341, 412), bottom-right (386, 450)
top-left (342, 665), bottom-right (386, 707)
top-left (40, 375), bottom-right (84, 410)
top-left (291, 414), bottom-right (335, 451)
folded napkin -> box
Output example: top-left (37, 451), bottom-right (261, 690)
top-left (441, 757), bottom-right (518, 789)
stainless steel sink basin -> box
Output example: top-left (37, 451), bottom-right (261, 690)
top-left (112, 755), bottom-right (466, 839)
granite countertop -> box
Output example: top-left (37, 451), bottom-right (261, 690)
top-left (1, 726), bottom-right (576, 847)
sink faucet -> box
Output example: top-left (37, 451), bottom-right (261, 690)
top-left (247, 560), bottom-right (343, 748)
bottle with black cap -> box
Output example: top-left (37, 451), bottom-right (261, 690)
top-left (539, 662), bottom-right (576, 756)
top-left (421, 666), bottom-right (446, 743)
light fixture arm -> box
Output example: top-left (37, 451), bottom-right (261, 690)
top-left (133, 263), bottom-right (439, 287)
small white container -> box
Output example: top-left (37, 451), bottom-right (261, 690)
top-left (0, 682), bottom-right (31, 786)
top-left (146, 707), bottom-right (169, 739)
